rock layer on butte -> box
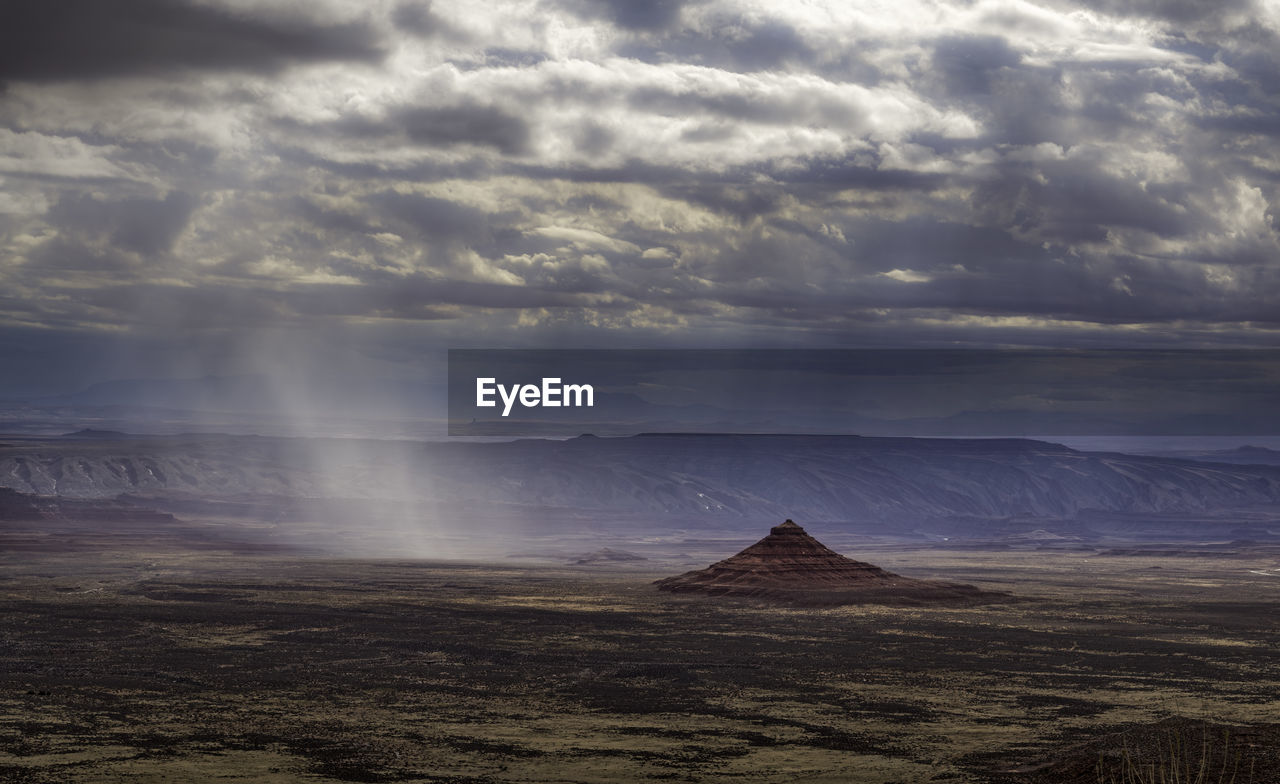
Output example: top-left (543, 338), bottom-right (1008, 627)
top-left (655, 520), bottom-right (1004, 606)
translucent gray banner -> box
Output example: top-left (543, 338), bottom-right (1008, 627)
top-left (447, 349), bottom-right (1280, 437)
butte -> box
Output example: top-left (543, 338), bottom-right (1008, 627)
top-left (654, 520), bottom-right (1005, 606)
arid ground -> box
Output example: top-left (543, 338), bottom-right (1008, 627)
top-left (2, 545), bottom-right (1278, 783)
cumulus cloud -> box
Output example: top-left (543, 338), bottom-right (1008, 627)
top-left (0, 0), bottom-right (383, 82)
top-left (1, 0), bottom-right (1279, 396)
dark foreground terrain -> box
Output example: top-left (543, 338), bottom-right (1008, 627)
top-left (2, 548), bottom-right (1278, 783)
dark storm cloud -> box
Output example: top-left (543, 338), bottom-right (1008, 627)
top-left (629, 85), bottom-right (860, 126)
top-left (845, 218), bottom-right (1038, 273)
top-left (663, 205), bottom-right (1279, 328)
top-left (475, 48), bottom-right (552, 69)
top-left (515, 145), bottom-right (947, 195)
top-left (366, 190), bottom-right (498, 245)
top-left (127, 275), bottom-right (591, 324)
top-left (282, 276), bottom-right (591, 318)
top-left (30, 191), bottom-right (198, 267)
top-left (284, 103), bottom-right (531, 155)
top-left (23, 238), bottom-right (138, 272)
top-left (111, 138), bottom-right (224, 184)
top-left (558, 0), bottom-right (689, 31)
top-left (1196, 112), bottom-right (1280, 137)
top-left (619, 17), bottom-right (815, 72)
top-left (768, 157), bottom-right (950, 192)
top-left (573, 121), bottom-right (616, 157)
top-left (507, 160), bottom-right (704, 185)
top-left (399, 105), bottom-right (530, 155)
top-left (977, 69), bottom-right (1073, 147)
top-left (391, 2), bottom-right (450, 37)
top-left (660, 184), bottom-right (785, 222)
top-left (1056, 0), bottom-right (1258, 23)
top-left (925, 39), bottom-right (1185, 149)
top-left (970, 161), bottom-right (1198, 242)
top-left (292, 197), bottom-right (379, 238)
top-left (916, 46), bottom-right (1075, 147)
top-left (3, 0), bottom-right (1280, 400)
top-left (930, 34), bottom-right (1023, 97)
top-left (65, 191), bottom-right (197, 256)
top-left (270, 144), bottom-right (498, 184)
top-left (706, 19), bottom-right (813, 71)
top-left (1218, 40), bottom-right (1280, 98)
top-left (0, 0), bottom-right (383, 83)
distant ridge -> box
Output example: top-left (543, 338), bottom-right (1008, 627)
top-left (634, 432), bottom-right (863, 437)
top-left (5, 434), bottom-right (1280, 537)
top-left (60, 429), bottom-right (133, 439)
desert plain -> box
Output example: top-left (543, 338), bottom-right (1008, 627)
top-left (3, 542), bottom-right (1278, 783)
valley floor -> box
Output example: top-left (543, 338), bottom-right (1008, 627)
top-left (1, 548), bottom-right (1278, 783)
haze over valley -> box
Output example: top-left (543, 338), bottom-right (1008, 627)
top-left (5, 431), bottom-right (1280, 562)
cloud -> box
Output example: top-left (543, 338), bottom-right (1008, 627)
top-left (365, 190), bottom-right (496, 244)
top-left (398, 105), bottom-right (531, 154)
top-left (2, 0), bottom-right (1280, 399)
top-left (47, 191), bottom-right (197, 256)
top-left (0, 129), bottom-right (134, 181)
top-left (391, 2), bottom-right (451, 37)
top-left (558, 0), bottom-right (690, 31)
top-left (931, 34), bottom-right (1023, 97)
top-left (0, 0), bottom-right (383, 83)
top-left (1056, 0), bottom-right (1258, 24)
top-left (619, 17), bottom-right (817, 72)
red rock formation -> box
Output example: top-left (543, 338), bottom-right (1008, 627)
top-left (655, 520), bottom-right (1003, 605)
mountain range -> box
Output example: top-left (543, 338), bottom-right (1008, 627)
top-left (2, 433), bottom-right (1279, 541)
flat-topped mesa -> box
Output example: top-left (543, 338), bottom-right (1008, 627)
top-left (655, 519), bottom-right (1005, 606)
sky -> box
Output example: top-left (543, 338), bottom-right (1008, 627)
top-left (1, 0), bottom-right (1279, 400)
